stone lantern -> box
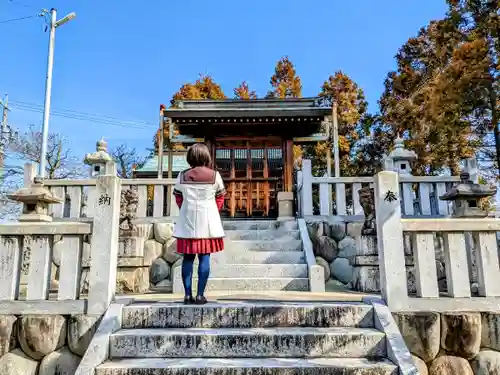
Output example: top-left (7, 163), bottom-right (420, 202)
top-left (7, 179), bottom-right (62, 222)
top-left (385, 136), bottom-right (417, 175)
top-left (83, 138), bottom-right (114, 177)
top-left (440, 171), bottom-right (497, 218)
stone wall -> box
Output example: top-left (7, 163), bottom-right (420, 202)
top-left (47, 222), bottom-right (178, 295)
top-left (305, 217), bottom-right (454, 295)
top-left (305, 217), bottom-right (358, 286)
top-left (394, 311), bottom-right (500, 375)
top-left (0, 314), bottom-right (101, 375)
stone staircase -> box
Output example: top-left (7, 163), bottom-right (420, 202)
top-left (96, 301), bottom-right (398, 375)
top-left (172, 220), bottom-right (311, 293)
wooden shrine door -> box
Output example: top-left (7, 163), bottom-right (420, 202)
top-left (214, 139), bottom-right (284, 218)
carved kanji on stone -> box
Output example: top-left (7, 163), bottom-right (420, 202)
top-left (384, 190), bottom-right (398, 203)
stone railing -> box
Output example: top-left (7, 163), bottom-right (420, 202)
top-left (23, 163), bottom-right (177, 219)
top-left (300, 159), bottom-right (460, 218)
top-left (374, 170), bottom-right (500, 311)
top-left (0, 171), bottom-right (121, 315)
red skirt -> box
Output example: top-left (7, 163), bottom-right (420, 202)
top-left (176, 238), bottom-right (224, 255)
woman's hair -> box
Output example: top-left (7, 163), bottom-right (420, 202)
top-left (186, 143), bottom-right (212, 168)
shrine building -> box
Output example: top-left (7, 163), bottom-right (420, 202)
top-left (153, 97), bottom-right (333, 218)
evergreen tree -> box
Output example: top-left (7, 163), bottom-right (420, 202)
top-left (316, 71), bottom-right (369, 176)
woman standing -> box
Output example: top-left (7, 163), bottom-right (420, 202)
top-left (173, 143), bottom-right (225, 305)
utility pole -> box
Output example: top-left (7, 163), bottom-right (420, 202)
top-left (0, 94), bottom-right (10, 183)
top-left (38, 8), bottom-right (76, 179)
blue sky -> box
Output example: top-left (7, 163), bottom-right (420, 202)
top-left (0, 0), bottom-right (448, 159)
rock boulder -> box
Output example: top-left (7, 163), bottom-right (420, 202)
top-left (162, 238), bottom-right (181, 264)
top-left (314, 236), bottom-right (338, 263)
top-left (0, 315), bottom-right (17, 356)
top-left (143, 239), bottom-right (163, 266)
top-left (392, 312), bottom-right (440, 363)
top-left (328, 220), bottom-right (346, 242)
top-left (67, 314), bottom-right (102, 356)
top-left (441, 312), bottom-right (481, 359)
top-left (150, 257), bottom-right (171, 284)
top-left (412, 355), bottom-right (428, 375)
top-left (471, 350), bottom-right (500, 375)
top-left (38, 346), bottom-right (81, 375)
top-left (429, 355), bottom-right (473, 375)
top-left (153, 222), bottom-right (174, 244)
top-left (337, 236), bottom-right (356, 258)
top-left (0, 348), bottom-right (38, 375)
top-left (482, 312), bottom-right (500, 351)
top-left (330, 257), bottom-right (353, 284)
top-left (18, 315), bottom-right (67, 360)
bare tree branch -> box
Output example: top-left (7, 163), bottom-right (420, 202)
top-left (0, 125), bottom-right (86, 221)
top-left (7, 125), bottom-right (85, 179)
top-left (111, 144), bottom-right (146, 179)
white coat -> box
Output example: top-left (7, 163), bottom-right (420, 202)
top-left (173, 169), bottom-right (225, 239)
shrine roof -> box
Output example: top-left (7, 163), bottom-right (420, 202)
top-left (135, 154), bottom-right (189, 173)
top-left (163, 97), bottom-right (332, 119)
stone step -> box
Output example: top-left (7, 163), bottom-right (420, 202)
top-left (222, 250), bottom-right (305, 264)
top-left (109, 327), bottom-right (387, 358)
top-left (225, 230), bottom-right (300, 241)
top-left (172, 264), bottom-right (308, 278)
top-left (121, 302), bottom-right (374, 329)
top-left (223, 220), bottom-right (298, 231)
top-left (226, 240), bottom-right (302, 252)
top-left (97, 358), bottom-right (398, 375)
top-left (172, 277), bottom-right (310, 293)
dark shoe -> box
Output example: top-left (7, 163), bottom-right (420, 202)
top-left (195, 296), bottom-right (207, 305)
top-left (184, 296), bottom-right (195, 305)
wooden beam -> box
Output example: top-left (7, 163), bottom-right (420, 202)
top-left (216, 136), bottom-right (282, 142)
top-left (230, 149), bottom-right (236, 218)
top-left (170, 137), bottom-right (205, 143)
top-left (157, 113), bottom-right (165, 179)
top-left (246, 141), bottom-right (252, 217)
top-left (292, 135), bottom-right (329, 142)
top-left (263, 146), bottom-right (269, 216)
top-left (285, 140), bottom-right (294, 192)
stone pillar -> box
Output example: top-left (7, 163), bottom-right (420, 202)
top-left (348, 187), bottom-right (380, 293)
top-left (82, 138), bottom-right (115, 219)
top-left (374, 170), bottom-right (408, 310)
top-left (87, 166), bottom-right (121, 314)
top-left (349, 235), bottom-right (381, 292)
top-left (277, 192), bottom-right (294, 220)
top-left (301, 159), bottom-right (313, 216)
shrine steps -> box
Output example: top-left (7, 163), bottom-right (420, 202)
top-left (172, 220), bottom-right (310, 293)
top-left (96, 301), bottom-right (398, 375)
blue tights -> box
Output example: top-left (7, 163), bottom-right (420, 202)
top-left (182, 254), bottom-right (210, 297)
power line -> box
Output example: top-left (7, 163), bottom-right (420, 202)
top-left (10, 100), bottom-right (156, 126)
top-left (5, 0), bottom-right (32, 9)
top-left (8, 101), bottom-right (157, 129)
top-left (0, 14), bottom-right (37, 24)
